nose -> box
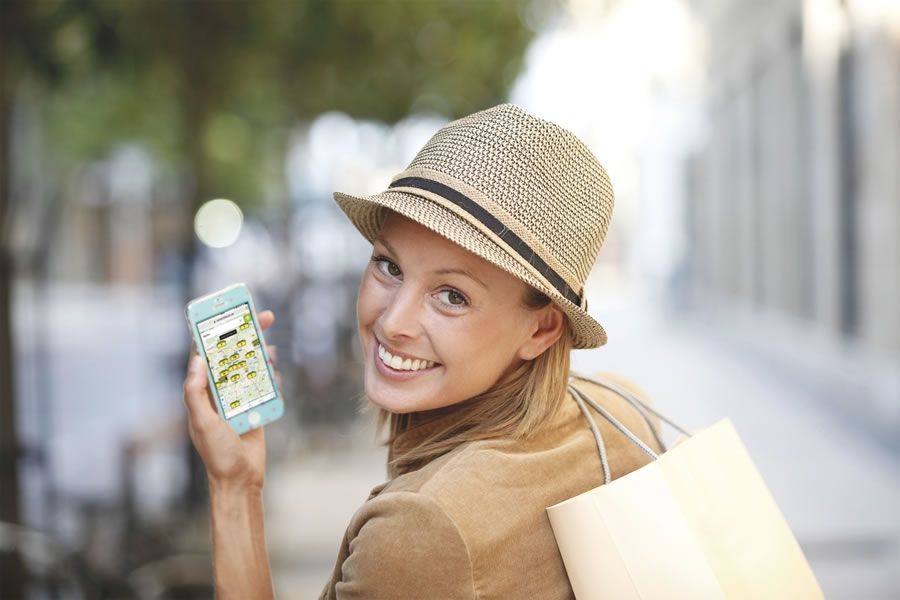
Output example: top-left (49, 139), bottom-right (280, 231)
top-left (378, 284), bottom-right (424, 343)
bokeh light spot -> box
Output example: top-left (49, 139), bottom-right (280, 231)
top-left (194, 199), bottom-right (244, 248)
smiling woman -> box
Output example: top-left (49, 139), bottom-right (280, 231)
top-left (182, 103), bottom-right (666, 599)
top-left (360, 211), bottom-right (557, 403)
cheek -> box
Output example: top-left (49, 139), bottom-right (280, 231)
top-left (438, 315), bottom-right (514, 371)
top-left (356, 276), bottom-right (380, 339)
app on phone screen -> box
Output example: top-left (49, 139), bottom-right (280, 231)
top-left (197, 303), bottom-right (275, 418)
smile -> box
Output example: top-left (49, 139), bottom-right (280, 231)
top-left (378, 342), bottom-right (436, 371)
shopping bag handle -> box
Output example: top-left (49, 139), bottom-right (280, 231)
top-left (567, 371), bottom-right (692, 485)
top-left (569, 371), bottom-right (692, 442)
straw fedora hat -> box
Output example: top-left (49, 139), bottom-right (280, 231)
top-left (333, 103), bottom-right (615, 349)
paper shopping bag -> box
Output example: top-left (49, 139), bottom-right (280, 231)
top-left (547, 383), bottom-right (824, 599)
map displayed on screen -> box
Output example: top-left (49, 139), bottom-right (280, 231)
top-left (198, 303), bottom-right (276, 419)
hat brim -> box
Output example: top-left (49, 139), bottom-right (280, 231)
top-left (333, 188), bottom-right (608, 349)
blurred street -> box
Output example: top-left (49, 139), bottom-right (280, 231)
top-left (3, 0), bottom-right (898, 597)
top-left (12, 279), bottom-right (192, 576)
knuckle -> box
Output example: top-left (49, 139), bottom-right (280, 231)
top-left (183, 377), bottom-right (198, 397)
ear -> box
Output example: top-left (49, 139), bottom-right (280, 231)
top-left (516, 304), bottom-right (566, 361)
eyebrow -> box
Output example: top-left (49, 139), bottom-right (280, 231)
top-left (374, 235), bottom-right (489, 290)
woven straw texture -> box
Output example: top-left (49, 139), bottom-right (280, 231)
top-left (333, 103), bottom-right (615, 349)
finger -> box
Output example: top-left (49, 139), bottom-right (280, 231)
top-left (267, 344), bottom-right (278, 368)
top-left (187, 341), bottom-right (198, 372)
top-left (183, 355), bottom-right (218, 426)
top-left (258, 310), bottom-right (275, 332)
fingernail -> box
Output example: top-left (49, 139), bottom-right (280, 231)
top-left (190, 355), bottom-right (203, 373)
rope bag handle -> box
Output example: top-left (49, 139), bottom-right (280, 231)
top-left (567, 371), bottom-right (692, 485)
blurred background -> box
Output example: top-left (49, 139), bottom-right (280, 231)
top-left (1, 0), bottom-right (897, 598)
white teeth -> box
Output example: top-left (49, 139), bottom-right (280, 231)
top-left (378, 343), bottom-right (436, 371)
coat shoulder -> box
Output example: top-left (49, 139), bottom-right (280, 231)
top-left (337, 490), bottom-right (476, 599)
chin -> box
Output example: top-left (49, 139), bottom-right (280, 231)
top-left (362, 371), bottom-right (420, 414)
top-left (365, 387), bottom-right (420, 414)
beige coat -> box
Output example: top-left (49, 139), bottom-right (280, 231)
top-left (319, 371), bottom-right (664, 599)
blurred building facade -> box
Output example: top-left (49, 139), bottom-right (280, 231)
top-left (684, 0), bottom-right (899, 437)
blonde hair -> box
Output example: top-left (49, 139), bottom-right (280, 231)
top-left (357, 285), bottom-right (573, 478)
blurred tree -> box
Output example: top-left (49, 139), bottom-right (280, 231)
top-left (37, 0), bottom-right (538, 270)
top-left (0, 5), bottom-right (21, 587)
top-left (0, 0), bottom-right (546, 577)
top-left (0, 0), bottom-right (80, 593)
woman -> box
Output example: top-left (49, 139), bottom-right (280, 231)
top-left (183, 103), bottom-right (664, 598)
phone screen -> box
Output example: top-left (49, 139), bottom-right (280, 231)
top-left (197, 302), bottom-right (276, 419)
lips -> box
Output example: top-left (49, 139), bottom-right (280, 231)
top-left (372, 337), bottom-right (441, 379)
top-left (378, 343), bottom-right (435, 372)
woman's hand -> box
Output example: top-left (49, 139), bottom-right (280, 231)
top-left (182, 309), bottom-right (281, 491)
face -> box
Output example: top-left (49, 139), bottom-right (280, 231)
top-left (357, 210), bottom-right (563, 415)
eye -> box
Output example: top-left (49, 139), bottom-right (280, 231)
top-left (437, 289), bottom-right (469, 310)
top-left (371, 255), bottom-right (401, 278)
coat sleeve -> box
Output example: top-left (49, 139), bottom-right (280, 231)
top-left (333, 491), bottom-right (477, 600)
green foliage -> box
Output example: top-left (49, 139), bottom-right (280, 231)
top-left (5, 0), bottom-right (541, 212)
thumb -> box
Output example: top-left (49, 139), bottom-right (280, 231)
top-left (190, 354), bottom-right (206, 379)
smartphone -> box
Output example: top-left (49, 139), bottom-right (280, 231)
top-left (185, 282), bottom-right (284, 434)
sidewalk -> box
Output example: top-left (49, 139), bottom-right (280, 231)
top-left (265, 419), bottom-right (388, 599)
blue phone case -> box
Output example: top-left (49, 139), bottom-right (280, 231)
top-left (185, 282), bottom-right (284, 434)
